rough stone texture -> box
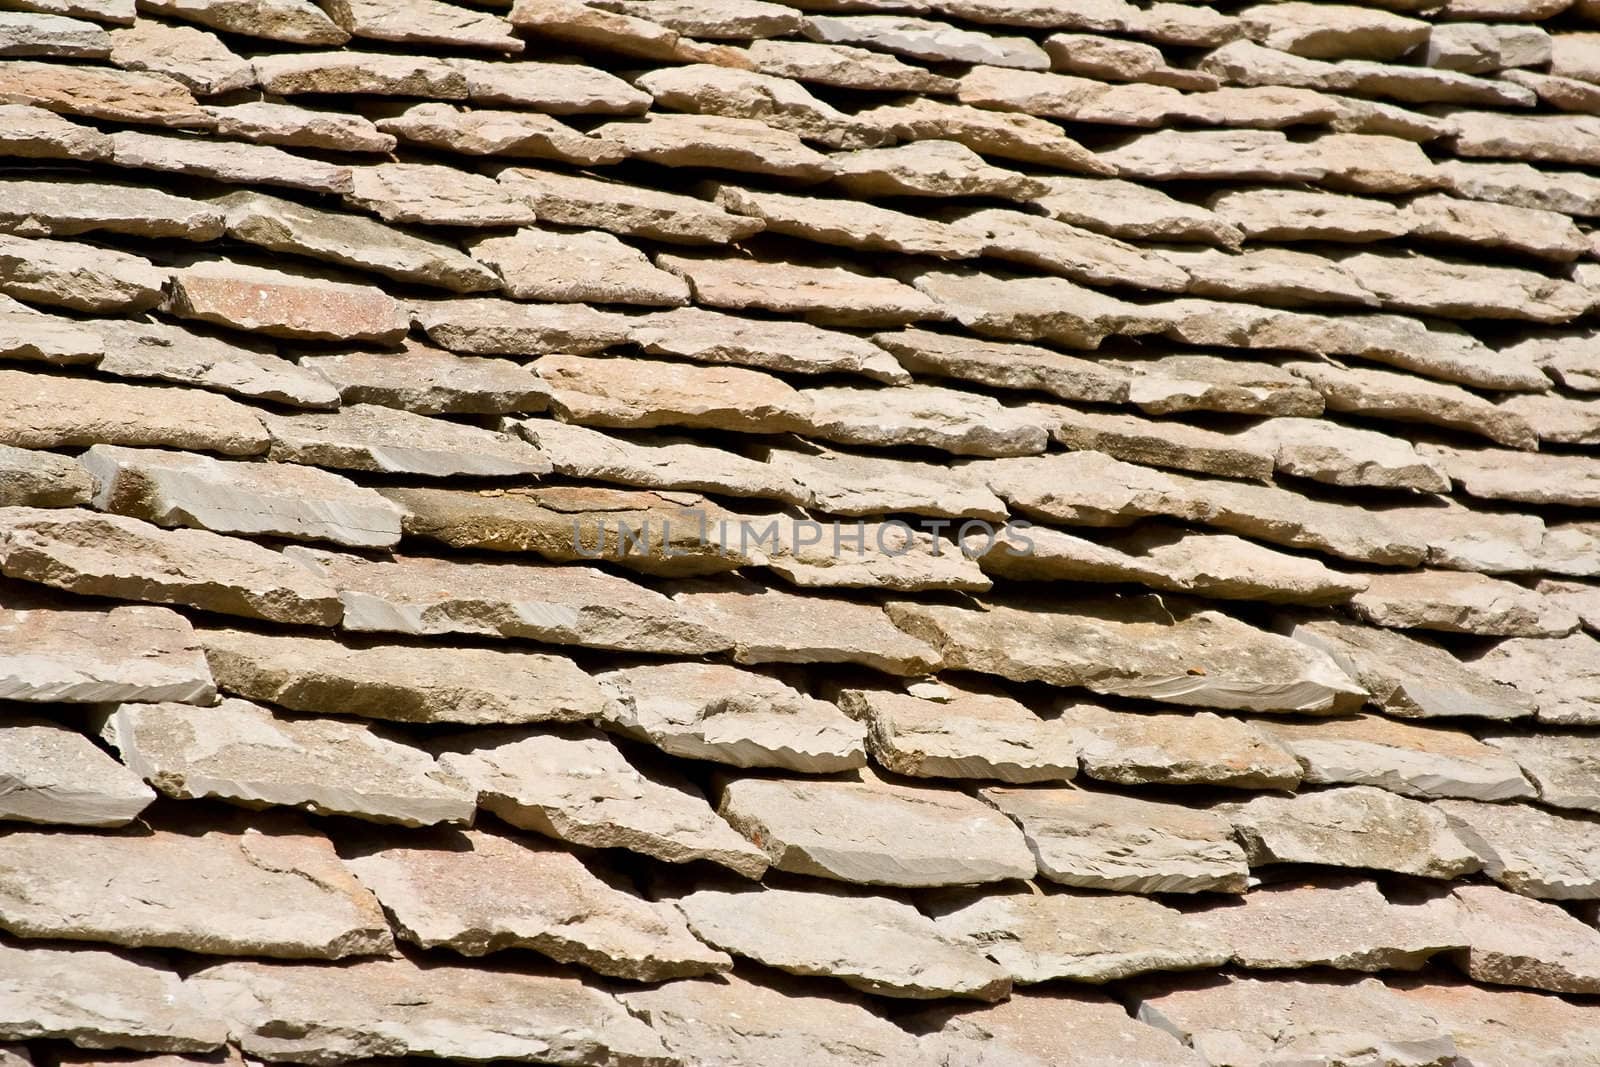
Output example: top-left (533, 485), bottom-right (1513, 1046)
top-left (1100, 129), bottom-right (1326, 182)
top-left (187, 957), bottom-right (671, 1065)
top-left (1239, 2), bottom-right (1430, 59)
top-left (216, 190), bottom-right (497, 294)
top-left (1164, 245), bottom-right (1378, 308)
top-left (469, 227), bottom-right (690, 305)
top-left (871, 327), bottom-right (1127, 404)
top-left (345, 162), bottom-right (537, 228)
top-left (1426, 22), bottom-right (1552, 71)
top-left (713, 184), bottom-right (981, 260)
top-left (1331, 247), bottom-right (1590, 323)
top-left (1436, 798), bottom-right (1600, 899)
top-left (415, 297), bottom-right (632, 355)
top-left (1130, 973), bottom-right (1458, 1067)
top-left (81, 444), bottom-right (403, 548)
top-left (376, 103), bottom-right (624, 164)
top-left (932, 888), bottom-right (1229, 985)
top-left (1349, 569), bottom-right (1579, 637)
top-left (1396, 975), bottom-right (1600, 1066)
top-left (341, 826), bottom-right (729, 980)
top-left (594, 112), bottom-right (835, 180)
top-left (97, 697), bottom-right (476, 826)
top-left (497, 167), bottom-right (757, 245)
top-left (597, 662), bottom-right (865, 771)
top-left (1448, 883), bottom-right (1600, 994)
top-left (1040, 404), bottom-right (1274, 480)
top-left (299, 340), bottom-right (548, 415)
top-left (633, 306), bottom-right (906, 382)
top-left (887, 596), bottom-right (1364, 714)
top-left (718, 770), bottom-right (1035, 887)
top-left (862, 95), bottom-right (1111, 171)
top-left (1423, 443), bottom-right (1600, 508)
top-left (0, 941), bottom-right (225, 1050)
top-left (837, 684), bottom-right (1078, 783)
top-left (1437, 158), bottom-right (1600, 216)
top-left (0, 506), bottom-right (341, 625)
top-left (1481, 732), bottom-right (1600, 813)
top-left (205, 100), bottom-right (394, 152)
top-left (538, 355), bottom-right (811, 435)
top-left (0, 102), bottom-right (111, 159)
top-left (252, 52), bottom-right (466, 98)
top-left (262, 404), bottom-right (550, 478)
top-left (109, 129), bottom-right (352, 196)
top-left (107, 21), bottom-right (252, 96)
top-left (1498, 393), bottom-right (1600, 445)
top-left (747, 38), bottom-right (959, 93)
top-left (807, 13), bottom-right (1048, 67)
top-left (0, 177), bottom-right (221, 240)
top-left (200, 626), bottom-right (608, 726)
top-left (675, 884), bottom-right (1011, 1001)
top-left (0, 60), bottom-right (210, 126)
top-left (634, 65), bottom-right (880, 149)
top-left (1403, 192), bottom-right (1586, 261)
top-left (322, 0), bottom-right (523, 51)
top-left (832, 140), bottom-right (1047, 199)
top-left (164, 259), bottom-right (407, 344)
top-left (1032, 176), bottom-right (1245, 246)
top-left (1290, 360), bottom-right (1536, 450)
top-left (948, 208), bottom-right (1190, 291)
top-left (0, 443), bottom-right (91, 507)
top-left (1060, 702), bottom-right (1302, 789)
top-left (757, 442), bottom-right (1005, 519)
top-left (1224, 785), bottom-right (1483, 878)
top-left (802, 383), bottom-right (1048, 458)
top-left (142, 0), bottom-right (348, 44)
top-left (453, 57), bottom-right (653, 114)
top-left (1111, 353), bottom-right (1324, 417)
top-left (1472, 633), bottom-right (1600, 726)
top-left (0, 818), bottom-right (393, 958)
top-left (0, 711), bottom-right (154, 826)
top-left (1193, 876), bottom-right (1463, 972)
top-left (981, 785), bottom-right (1250, 894)
top-left (910, 990), bottom-right (1206, 1067)
top-left (1261, 714), bottom-right (1534, 800)
top-left (0, 233), bottom-right (166, 312)
top-left (1208, 185), bottom-right (1409, 242)
top-left (657, 251), bottom-right (944, 327)
top-left (436, 726), bottom-right (768, 877)
top-left (0, 592), bottom-right (213, 704)
top-left (905, 265), bottom-right (1171, 350)
top-left (1238, 416), bottom-right (1450, 491)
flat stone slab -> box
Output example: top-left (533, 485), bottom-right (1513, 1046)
top-left (341, 826), bottom-right (730, 980)
top-left (1222, 785), bottom-right (1482, 879)
top-left (81, 444), bottom-right (403, 548)
top-left (1291, 360), bottom-right (1536, 451)
top-left (712, 183), bottom-right (982, 261)
top-left (299, 340), bottom-right (548, 415)
top-left (0, 816), bottom-right (393, 958)
top-left (1423, 443), bottom-right (1600, 508)
top-left (1394, 977), bottom-right (1600, 1067)
top-left (414, 297), bottom-right (632, 355)
top-left (1238, 416), bottom-right (1450, 492)
top-left (929, 887), bottom-right (1230, 984)
top-left (0, 711), bottom-right (154, 826)
top-left (0, 177), bottom-right (221, 239)
top-left (0, 507), bottom-right (341, 625)
top-left (0, 232), bottom-right (166, 312)
top-left (756, 442), bottom-right (1005, 519)
top-left (1350, 570), bottom-right (1578, 637)
top-left (870, 326), bottom-right (1129, 404)
top-left (596, 662), bottom-right (865, 771)
top-left (592, 112), bottom-right (836, 180)
top-left (110, 128), bottom-right (359, 196)
top-left (165, 259), bottom-right (409, 344)
top-left (1470, 633), bottom-right (1600, 725)
top-left (377, 102), bottom-right (623, 164)
top-left (144, 0), bottom-right (346, 43)
top-left (344, 161), bottom-right (538, 227)
top-left (981, 785), bottom-right (1250, 894)
top-left (93, 317), bottom-right (339, 410)
top-left (1038, 404), bottom-right (1275, 480)
top-left (467, 227), bottom-right (690, 305)
top-left (537, 354), bottom-right (812, 435)
top-left (253, 52), bottom-right (465, 97)
top-left (837, 683), bottom-right (1079, 784)
top-left (206, 100), bottom-right (392, 151)
top-left (187, 957), bottom-right (671, 1066)
top-left (96, 697), bottom-right (476, 826)
top-left (1435, 798), bottom-right (1600, 899)
top-left (718, 770), bottom-right (1036, 887)
top-left (832, 139), bottom-right (1048, 198)
top-left (911, 990), bottom-right (1205, 1067)
top-left (675, 883), bottom-right (1011, 1001)
top-left (288, 546), bottom-right (730, 655)
top-left (1482, 732), bottom-right (1600, 813)
top-left (802, 383), bottom-right (1049, 457)
top-left (886, 596), bottom-right (1365, 714)
top-left (1449, 883), bottom-right (1600, 994)
top-left (1061, 702), bottom-right (1301, 790)
top-left (0, 590), bottom-right (213, 704)
top-left (261, 404), bottom-right (550, 478)
top-left (0, 60), bottom-right (210, 127)
top-left (200, 626), bottom-right (609, 726)
top-left (0, 102), bottom-right (112, 160)
top-left (495, 165), bottom-right (761, 244)
top-left (322, 0), bottom-right (523, 51)
top-left (657, 250), bottom-right (947, 328)
top-left (631, 306), bottom-right (907, 382)
top-left (0, 368), bottom-right (268, 456)
top-left (437, 726), bottom-right (768, 877)
top-left (0, 443), bottom-right (91, 507)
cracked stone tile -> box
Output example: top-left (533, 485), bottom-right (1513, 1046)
top-left (1481, 732), bottom-right (1600, 813)
top-left (342, 825), bottom-right (729, 980)
top-left (0, 711), bottom-right (154, 826)
top-left (0, 233), bottom-right (166, 313)
top-left (0, 59), bottom-right (210, 126)
top-left (746, 37), bottom-right (957, 92)
top-left (143, 0), bottom-right (347, 43)
top-left (375, 102), bottom-right (623, 164)
top-left (1436, 797), bottom-right (1600, 898)
top-left (1062, 702), bottom-right (1301, 789)
top-left (165, 259), bottom-right (408, 344)
top-left (415, 297), bottom-right (632, 355)
top-left (0, 177), bottom-right (222, 240)
top-left (298, 339), bottom-right (548, 415)
top-left (469, 228), bottom-right (689, 306)
top-left (436, 725), bottom-right (767, 877)
top-left (346, 161), bottom-right (536, 227)
top-left (205, 100), bottom-right (393, 152)
top-left (1261, 714), bottom-right (1534, 800)
top-left (593, 112), bottom-right (835, 179)
top-left (261, 404), bottom-right (550, 478)
top-left (658, 250), bottom-right (945, 326)
top-left (537, 354), bottom-right (812, 434)
top-left (0, 444), bottom-right (92, 508)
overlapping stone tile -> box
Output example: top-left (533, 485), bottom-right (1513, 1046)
top-left (1031, 175), bottom-right (1244, 246)
top-left (1109, 353), bottom-right (1324, 417)
top-left (0, 177), bottom-right (221, 240)
top-left (594, 112), bottom-right (836, 179)
top-left (633, 306), bottom-right (907, 382)
top-left (711, 184), bottom-right (981, 259)
top-left (0, 711), bottom-right (154, 826)
top-left (1350, 569), bottom-right (1578, 637)
top-left (1061, 702), bottom-right (1302, 789)
top-left (1402, 192), bottom-right (1587, 261)
top-left (205, 100), bottom-right (393, 152)
top-left (0, 11), bottom-right (112, 59)
top-left (632, 62), bottom-right (880, 147)
top-left (1447, 883), bottom-right (1600, 993)
top-left (658, 250), bottom-right (946, 326)
top-left (144, 0), bottom-right (347, 43)
top-left (252, 51), bottom-right (467, 98)
top-left (323, 0), bottom-right (523, 51)
top-left (1237, 416), bottom-right (1450, 491)
top-left (1498, 392), bottom-right (1600, 445)
top-left (346, 161), bottom-right (537, 228)
top-left (1238, 2), bottom-right (1429, 58)
top-left (861, 95), bottom-right (1112, 171)
top-left (0, 59), bottom-right (210, 126)
top-left (538, 354), bottom-right (811, 434)
top-left (416, 297), bottom-right (632, 355)
top-left (1423, 443), bottom-right (1600, 507)
top-left (92, 317), bottom-right (338, 409)
top-left (0, 444), bottom-right (91, 507)
top-left (1395, 977), bottom-right (1600, 1066)
top-left (0, 233), bottom-right (166, 313)
top-left (109, 129), bottom-right (351, 195)
top-left (747, 37), bottom-right (958, 92)
top-left (0, 102), bottom-right (111, 159)
top-left (497, 165), bottom-right (760, 243)
top-left (905, 265), bottom-right (1168, 349)
top-left (1437, 158), bottom-right (1600, 215)
top-left (595, 0), bottom-right (801, 38)
top-left (1426, 21), bottom-right (1551, 71)
top-left (107, 21), bottom-right (251, 96)
top-left (454, 57), bottom-right (653, 113)
top-left (341, 826), bottom-right (730, 980)
top-left (945, 207), bottom-right (1190, 291)
top-left (1481, 732), bottom-right (1600, 813)
top-left (1262, 714), bottom-right (1533, 801)
top-left (509, 0), bottom-right (747, 65)
top-left (299, 340), bottom-right (546, 415)
top-left (470, 227), bottom-right (690, 305)
top-left (1043, 31), bottom-right (1217, 88)
top-left (808, 12), bottom-right (1048, 67)
top-left (1039, 404), bottom-right (1273, 480)
top-left (1437, 797), bottom-right (1600, 898)
top-left (1207, 185), bottom-right (1410, 242)
top-left (164, 259), bottom-right (408, 344)
top-left (910, 990), bottom-right (1207, 1067)
top-left (376, 102), bottom-right (624, 163)
top-left (98, 697), bottom-right (475, 825)
top-left (754, 442), bottom-right (1000, 518)
top-left (1288, 360), bottom-right (1536, 450)
top-left (436, 725), bottom-right (768, 876)
top-left (804, 383), bottom-right (1049, 456)
top-left (1472, 633), bottom-right (1600, 725)
top-left (262, 404), bottom-right (550, 478)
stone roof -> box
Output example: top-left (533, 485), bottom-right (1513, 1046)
top-left (1, 0), bottom-right (1600, 1062)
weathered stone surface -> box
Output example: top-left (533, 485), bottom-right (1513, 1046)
top-left (0, 12), bottom-right (108, 60)
top-left (289, 546), bottom-right (727, 654)
top-left (454, 57), bottom-right (653, 114)
top-left (862, 95), bottom-right (1111, 171)
top-left (1331, 248), bottom-right (1590, 323)
top-left (1043, 31), bottom-right (1217, 88)
top-left (804, 383), bottom-right (1048, 457)
top-left (1062, 702), bottom-right (1301, 789)
top-left (509, 0), bottom-right (746, 65)
top-left (837, 684), bottom-right (1077, 784)
top-left (1239, 1), bottom-right (1428, 58)
top-left (0, 443), bottom-right (90, 507)
top-left (1201, 38), bottom-right (1530, 109)
top-left (0, 102), bottom-right (110, 159)
top-left (0, 941), bottom-right (225, 1050)
top-left (1445, 108), bottom-right (1600, 167)
top-left (376, 103), bottom-right (622, 164)
top-left (888, 596), bottom-right (1364, 714)
top-left (0, 301), bottom-right (106, 367)
top-left (747, 37), bottom-right (957, 92)
top-left (1498, 393), bottom-right (1600, 445)
top-left (874, 328), bottom-right (1124, 405)
top-left (594, 112), bottom-right (835, 180)
top-left (299, 340), bottom-right (546, 415)
top-left (1472, 633), bottom-right (1600, 726)
top-left (98, 697), bottom-right (474, 826)
top-left (252, 51), bottom-right (465, 97)
top-left (658, 251), bottom-right (944, 326)
top-left (0, 590), bottom-right (212, 704)
top-left (1262, 714), bottom-right (1533, 801)
top-left (621, 972), bottom-right (933, 1067)
top-left (766, 517), bottom-right (990, 594)
top-left (262, 404), bottom-right (549, 479)
top-left (165, 259), bottom-right (407, 344)
top-left (83, 445), bottom-right (401, 550)
top-left (0, 60), bottom-right (209, 126)
top-left (188, 957), bottom-right (670, 1065)
top-left (719, 770), bottom-right (1034, 887)
top-left (1438, 159), bottom-right (1600, 217)
top-left (1350, 570), bottom-right (1578, 637)
top-left (0, 507), bottom-right (340, 625)
top-left (0, 233), bottom-right (166, 312)
top-left (201, 626), bottom-right (607, 726)
top-left (1386, 499), bottom-right (1551, 576)
top-left (946, 207), bottom-right (1189, 291)
top-left (206, 99), bottom-right (392, 152)
top-left (933, 887), bottom-right (1228, 985)
top-left (633, 306), bottom-right (905, 382)
top-left (675, 884), bottom-right (1011, 1001)
top-left (1194, 876), bottom-right (1462, 972)
top-left (0, 177), bottom-right (220, 240)
top-left (982, 785), bottom-right (1249, 894)
top-left (807, 13), bottom-right (1047, 67)
top-left (346, 161), bottom-right (536, 227)
top-left (416, 297), bottom-right (632, 355)
top-left (597, 662), bottom-right (864, 772)
top-left (323, 0), bottom-right (521, 50)
top-left (92, 317), bottom-right (335, 409)
top-left (1040, 404), bottom-right (1274, 480)
top-left (1427, 22), bottom-right (1551, 72)
top-left (1033, 176), bottom-right (1244, 246)
top-left (1422, 443), bottom-right (1600, 508)
top-left (1448, 883), bottom-right (1600, 994)
top-left (0, 817), bottom-right (392, 958)
top-left (1225, 785), bottom-right (1482, 878)
top-left (1130, 973), bottom-right (1458, 1067)
top-left (595, 0), bottom-right (800, 38)
top-left (538, 354), bottom-right (811, 435)
top-left (712, 184), bottom-right (979, 260)
top-left (436, 726), bottom-right (767, 877)
top-left (110, 129), bottom-right (351, 196)
top-left (1394, 979), bottom-right (1600, 1067)
top-left (469, 227), bottom-right (689, 305)
top-left (1111, 353), bottom-right (1324, 418)
top-left (1208, 185), bottom-right (1409, 243)
top-left (1503, 66), bottom-right (1600, 111)
top-left (144, 0), bottom-right (347, 43)
top-left (0, 711), bottom-right (153, 826)
top-left (1164, 246), bottom-right (1377, 308)
top-left (905, 265), bottom-right (1170, 349)
top-left (636, 62), bottom-right (886, 147)
top-left (1289, 360), bottom-right (1535, 450)
top-left (1402, 192), bottom-right (1586, 262)
top-left (832, 140), bottom-right (1046, 199)
top-left (497, 165), bottom-right (759, 244)
top-left (516, 418), bottom-right (808, 504)
top-left (1238, 416), bottom-right (1449, 491)
top-left (1482, 732), bottom-right (1600, 813)
top-left (911, 990), bottom-right (1206, 1067)
top-left (0, 0), bottom-right (130, 23)
top-left (216, 191), bottom-right (495, 294)
top-left (343, 826), bottom-right (728, 980)
top-left (1436, 798), bottom-right (1600, 899)
top-left (1100, 129), bottom-right (1323, 182)
top-left (108, 21), bottom-right (251, 95)
top-left (954, 64), bottom-right (1185, 125)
